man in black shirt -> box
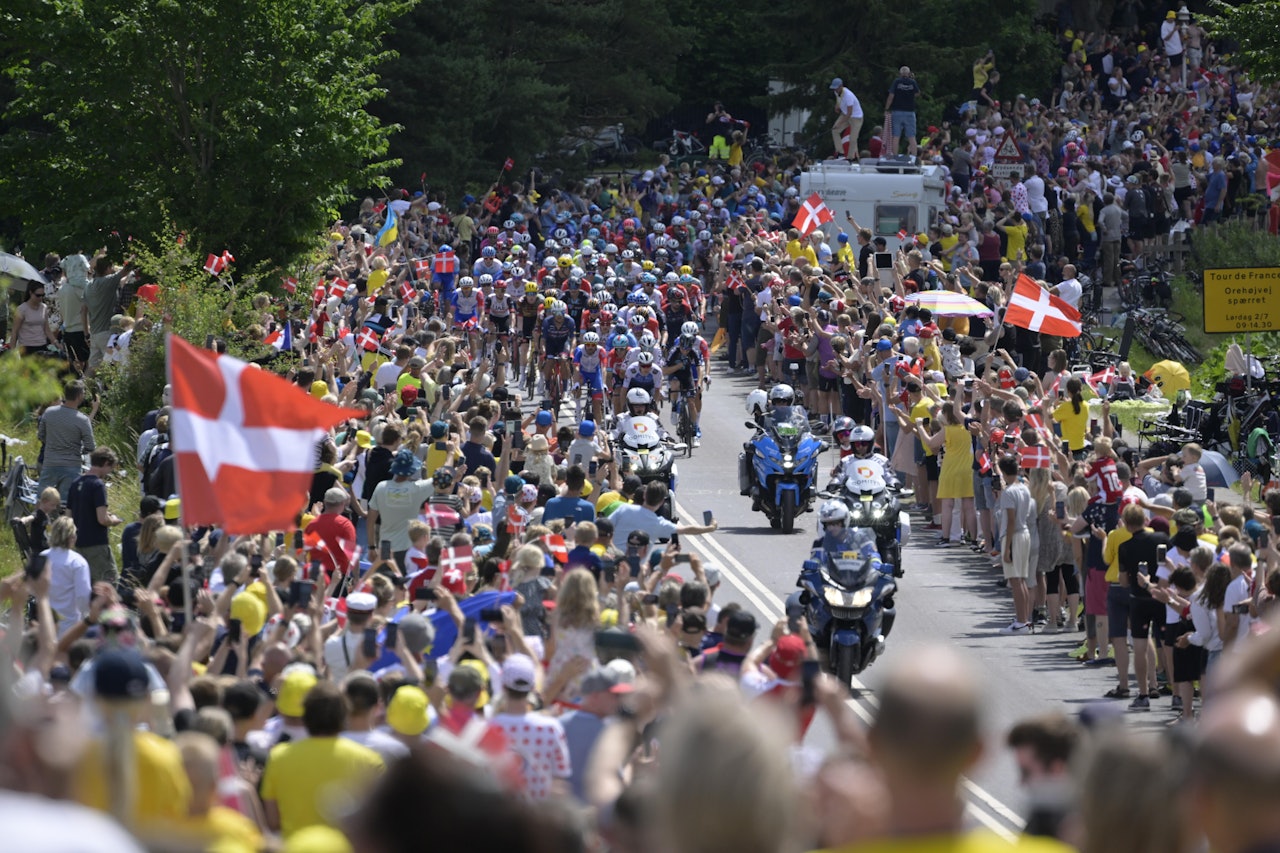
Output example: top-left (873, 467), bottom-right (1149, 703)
top-left (1116, 505), bottom-right (1169, 711)
top-left (362, 423), bottom-right (400, 504)
top-left (884, 66), bottom-right (922, 157)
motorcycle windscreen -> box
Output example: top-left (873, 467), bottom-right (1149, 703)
top-left (826, 557), bottom-right (871, 589)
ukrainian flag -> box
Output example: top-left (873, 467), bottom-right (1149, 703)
top-left (375, 207), bottom-right (398, 246)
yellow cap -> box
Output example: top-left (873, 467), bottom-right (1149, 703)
top-left (386, 685), bottom-right (430, 736)
top-left (355, 430), bottom-right (373, 449)
top-left (310, 380), bottom-right (329, 399)
top-left (231, 591), bottom-right (267, 637)
top-left (276, 669), bottom-right (317, 717)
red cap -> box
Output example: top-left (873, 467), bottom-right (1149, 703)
top-left (769, 635), bottom-right (807, 680)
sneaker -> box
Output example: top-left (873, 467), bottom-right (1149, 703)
top-left (1172, 696), bottom-right (1183, 711)
top-left (693, 437), bottom-right (701, 448)
top-left (1032, 610), bottom-right (1047, 627)
top-left (1068, 643), bottom-right (1089, 660)
top-left (1129, 696), bottom-right (1151, 712)
top-left (999, 622), bottom-right (1031, 635)
top-left (1042, 623), bottom-right (1060, 634)
top-left (937, 538), bottom-right (952, 547)
top-left (910, 503), bottom-right (932, 512)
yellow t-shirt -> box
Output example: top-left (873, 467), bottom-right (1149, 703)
top-left (1103, 526), bottom-right (1135, 583)
top-left (455, 214), bottom-right (476, 243)
top-left (1052, 400), bottom-right (1089, 451)
top-left (1003, 222), bottom-right (1028, 263)
top-left (74, 730), bottom-right (192, 832)
top-left (909, 399), bottom-right (936, 457)
top-left (170, 807), bottom-right (265, 853)
top-left (366, 268), bottom-right (389, 295)
top-left (260, 736), bottom-right (384, 838)
top-left (786, 240), bottom-right (818, 266)
top-left (836, 243), bottom-right (856, 268)
top-left (818, 829), bottom-right (1073, 853)
top-left (1077, 202), bottom-right (1095, 235)
top-left (728, 143), bottom-right (744, 167)
top-left (937, 234), bottom-right (959, 271)
top-left (424, 441), bottom-right (461, 476)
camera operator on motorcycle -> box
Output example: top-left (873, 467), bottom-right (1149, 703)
top-left (829, 424), bottom-right (900, 490)
top-left (813, 499), bottom-right (880, 559)
top-left (612, 387), bottom-right (669, 442)
top-left (741, 384), bottom-right (809, 509)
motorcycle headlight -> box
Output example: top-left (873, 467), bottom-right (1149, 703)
top-left (823, 587), bottom-right (846, 606)
top-left (872, 508), bottom-right (885, 519)
top-left (850, 587), bottom-right (873, 608)
top-left (783, 454), bottom-right (793, 463)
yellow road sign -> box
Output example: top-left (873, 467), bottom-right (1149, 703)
top-left (1202, 267), bottom-right (1280, 333)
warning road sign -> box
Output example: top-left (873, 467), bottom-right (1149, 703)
top-left (990, 133), bottom-right (1025, 180)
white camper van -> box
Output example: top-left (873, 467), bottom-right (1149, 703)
top-left (799, 158), bottom-right (947, 254)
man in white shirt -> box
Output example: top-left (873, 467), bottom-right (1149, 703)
top-left (830, 77), bottom-right (863, 163)
top-left (1160, 11), bottom-right (1183, 65)
top-left (323, 592), bottom-right (378, 682)
top-left (1221, 543), bottom-right (1254, 650)
top-left (1051, 264), bottom-right (1083, 310)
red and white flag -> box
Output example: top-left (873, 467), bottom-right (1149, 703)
top-left (204, 254), bottom-right (226, 276)
top-left (542, 534), bottom-right (569, 564)
top-left (412, 258), bottom-right (431, 279)
top-left (1088, 365), bottom-right (1116, 391)
top-left (440, 545), bottom-right (474, 577)
top-left (506, 505), bottom-right (528, 540)
top-left (433, 250), bottom-right (458, 276)
top-left (1024, 412), bottom-right (1045, 432)
top-left (355, 326), bottom-right (381, 352)
top-left (1005, 274), bottom-right (1081, 338)
top-left (400, 281), bottom-right (417, 302)
top-left (167, 335), bottom-right (362, 534)
top-left (422, 502), bottom-right (462, 532)
top-left (312, 281), bottom-right (327, 304)
top-left (1018, 445), bottom-right (1052, 469)
top-left (328, 279), bottom-right (349, 300)
top-left (282, 277), bottom-right (298, 295)
top-left (794, 192), bottom-right (834, 237)
top-left (726, 269), bottom-right (748, 294)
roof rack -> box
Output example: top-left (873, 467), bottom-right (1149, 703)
top-left (808, 156), bottom-right (925, 176)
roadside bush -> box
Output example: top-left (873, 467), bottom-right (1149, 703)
top-left (1186, 221), bottom-right (1280, 275)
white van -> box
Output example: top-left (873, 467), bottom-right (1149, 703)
top-left (799, 158), bottom-right (947, 254)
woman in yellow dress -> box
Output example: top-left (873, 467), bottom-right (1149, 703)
top-left (910, 388), bottom-right (975, 546)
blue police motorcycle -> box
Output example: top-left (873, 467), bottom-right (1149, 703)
top-left (787, 525), bottom-right (898, 687)
top-left (739, 409), bottom-right (825, 534)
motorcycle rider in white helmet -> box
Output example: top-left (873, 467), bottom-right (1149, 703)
top-left (828, 424), bottom-right (899, 489)
top-left (613, 387), bottom-right (669, 442)
top-left (812, 499), bottom-right (879, 557)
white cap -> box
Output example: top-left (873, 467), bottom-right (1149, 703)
top-left (346, 592), bottom-right (377, 612)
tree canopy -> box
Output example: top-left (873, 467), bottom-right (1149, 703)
top-left (1203, 0), bottom-right (1280, 84)
top-left (0, 0), bottom-right (413, 268)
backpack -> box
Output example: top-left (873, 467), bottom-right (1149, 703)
top-left (142, 436), bottom-right (172, 492)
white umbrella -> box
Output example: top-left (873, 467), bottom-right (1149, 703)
top-left (0, 252), bottom-right (48, 284)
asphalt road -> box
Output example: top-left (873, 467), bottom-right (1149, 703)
top-left (657, 356), bottom-right (1180, 838)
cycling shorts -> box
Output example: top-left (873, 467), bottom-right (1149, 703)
top-left (579, 370), bottom-right (605, 397)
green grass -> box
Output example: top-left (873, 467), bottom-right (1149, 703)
top-left (1, 421), bottom-right (141, 579)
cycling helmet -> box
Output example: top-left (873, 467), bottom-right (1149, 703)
top-left (819, 499), bottom-right (850, 526)
top-left (569, 267), bottom-right (584, 280)
top-left (664, 272), bottom-right (678, 284)
top-left (637, 351), bottom-right (655, 365)
top-left (746, 388), bottom-right (769, 415)
top-left (550, 300), bottom-right (567, 316)
top-left (556, 212), bottom-right (570, 223)
top-left (654, 248), bottom-right (669, 260)
top-left (478, 274), bottom-right (494, 287)
top-left (543, 296), bottom-right (556, 309)
top-left (558, 254), bottom-right (573, 269)
top-left (543, 257), bottom-right (557, 269)
top-left (769, 384), bottom-right (795, 406)
top-left (666, 237), bottom-right (680, 249)
top-left (591, 214), bottom-right (603, 224)
top-left (690, 211), bottom-right (702, 220)
top-left (680, 321), bottom-right (699, 337)
top-left (641, 260), bottom-right (655, 272)
top-left (678, 333), bottom-right (695, 349)
top-left (640, 272), bottom-right (657, 285)
top-left (604, 243), bottom-right (618, 254)
top-left (653, 222), bottom-right (666, 233)
top-left (433, 467), bottom-right (456, 490)
top-left (621, 249), bottom-right (634, 260)
top-left (639, 332), bottom-right (657, 349)
top-left (582, 331), bottom-right (600, 345)
top-left (622, 218), bottom-right (637, 231)
top-left (481, 246), bottom-right (497, 258)
top-left (851, 425), bottom-right (875, 457)
top-left (1130, 129), bottom-right (1145, 143)
top-left (517, 233), bottom-right (530, 244)
top-left (679, 265), bottom-right (692, 276)
top-left (679, 274), bottom-right (695, 285)
top-left (612, 333), bottom-right (631, 349)
top-left (627, 387), bottom-right (651, 408)
top-left (554, 228), bottom-right (569, 240)
top-left (629, 314), bottom-right (646, 328)
top-left (832, 416), bottom-right (855, 438)
top-left (486, 226), bottom-right (499, 236)
top-left (603, 302), bottom-right (617, 314)
top-left (626, 291), bottom-right (645, 305)
top-left (524, 282), bottom-right (539, 293)
top-left (503, 219), bottom-right (515, 230)
top-left (511, 266), bottom-right (526, 279)
top-left (698, 230), bottom-right (711, 241)
top-left (586, 298), bottom-right (600, 310)
top-left (459, 276), bottom-right (475, 289)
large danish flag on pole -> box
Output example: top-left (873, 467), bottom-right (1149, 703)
top-left (1005, 274), bottom-right (1082, 338)
top-left (794, 192), bottom-right (834, 237)
top-left (168, 335), bottom-right (363, 533)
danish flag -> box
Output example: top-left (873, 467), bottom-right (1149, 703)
top-left (726, 269), bottom-right (748, 294)
top-left (506, 505), bottom-right (528, 540)
top-left (204, 254), bottom-right (227, 276)
top-left (1005, 274), bottom-right (1082, 337)
top-left (355, 326), bottom-right (381, 352)
top-left (282, 277), bottom-right (298, 295)
top-left (897, 229), bottom-right (909, 241)
top-left (440, 545), bottom-right (474, 577)
top-left (329, 279), bottom-right (349, 300)
top-left (1024, 412), bottom-right (1045, 432)
top-left (312, 281), bottom-right (327, 304)
top-left (433, 249), bottom-right (458, 276)
top-left (400, 281), bottom-right (417, 302)
top-left (1018, 445), bottom-right (1052, 469)
top-left (1088, 365), bottom-right (1117, 392)
top-left (794, 193), bottom-right (834, 237)
top-left (976, 450), bottom-right (992, 474)
top-left (542, 534), bottom-right (569, 564)
top-left (422, 502), bottom-right (462, 532)
top-left (166, 335), bottom-right (363, 534)
top-left (413, 258), bottom-right (431, 279)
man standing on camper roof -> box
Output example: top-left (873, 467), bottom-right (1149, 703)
top-left (885, 66), bottom-right (921, 158)
top-left (830, 78), bottom-right (863, 163)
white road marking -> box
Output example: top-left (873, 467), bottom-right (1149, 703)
top-left (675, 499), bottom-right (1025, 840)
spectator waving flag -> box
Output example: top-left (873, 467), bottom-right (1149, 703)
top-left (794, 192), bottom-right (834, 237)
top-left (355, 326), bottom-right (381, 352)
top-left (412, 258), bottom-right (431, 279)
top-left (167, 335), bottom-right (362, 533)
top-left (726, 269), bottom-right (748, 294)
top-left (400, 281), bottom-right (417, 302)
top-left (440, 545), bottom-right (474, 578)
top-left (542, 534), bottom-right (569, 564)
top-left (282, 277), bottom-right (298, 295)
top-left (422, 502), bottom-right (462, 532)
top-left (1005, 274), bottom-right (1082, 337)
top-left (204, 253), bottom-right (226, 276)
